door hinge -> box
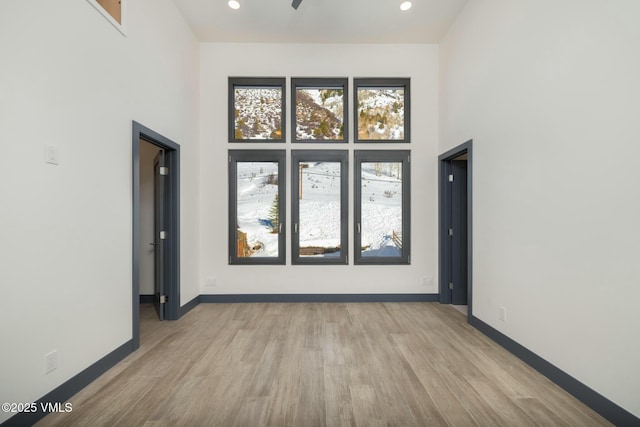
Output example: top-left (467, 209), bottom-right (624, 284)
top-left (449, 283), bottom-right (454, 290)
top-left (159, 294), bottom-right (168, 304)
top-left (160, 166), bottom-right (169, 176)
top-left (160, 230), bottom-right (167, 240)
top-left (448, 228), bottom-right (453, 236)
top-left (449, 174), bottom-right (454, 182)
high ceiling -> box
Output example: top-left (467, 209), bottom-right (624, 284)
top-left (171, 0), bottom-right (469, 44)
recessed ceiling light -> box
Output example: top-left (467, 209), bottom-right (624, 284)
top-left (228, 0), bottom-right (240, 10)
top-left (400, 1), bottom-right (412, 11)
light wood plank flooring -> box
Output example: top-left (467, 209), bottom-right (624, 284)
top-left (37, 303), bottom-right (610, 426)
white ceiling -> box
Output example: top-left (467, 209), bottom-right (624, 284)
top-left (171, 0), bottom-right (469, 44)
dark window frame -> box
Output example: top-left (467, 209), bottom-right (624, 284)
top-left (291, 78), bottom-right (349, 144)
top-left (228, 149), bottom-right (286, 265)
top-left (291, 150), bottom-right (349, 265)
top-left (228, 77), bottom-right (286, 143)
top-left (354, 78), bottom-right (411, 143)
top-left (354, 150), bottom-right (411, 265)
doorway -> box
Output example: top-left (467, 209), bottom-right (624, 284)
top-left (439, 140), bottom-right (472, 317)
top-left (132, 121), bottom-right (180, 350)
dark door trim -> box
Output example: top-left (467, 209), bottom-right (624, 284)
top-left (132, 121), bottom-right (180, 350)
top-left (438, 140), bottom-right (473, 317)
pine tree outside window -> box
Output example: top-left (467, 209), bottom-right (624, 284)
top-left (228, 150), bottom-right (286, 264)
top-left (354, 78), bottom-right (410, 143)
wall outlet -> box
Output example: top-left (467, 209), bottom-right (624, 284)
top-left (45, 350), bottom-right (57, 374)
top-left (205, 276), bottom-right (217, 287)
top-left (421, 275), bottom-right (433, 286)
top-left (499, 306), bottom-right (507, 322)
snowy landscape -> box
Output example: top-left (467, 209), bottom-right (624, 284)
top-left (233, 88), bottom-right (283, 140)
top-left (357, 88), bottom-right (405, 140)
top-left (235, 161), bottom-right (403, 258)
top-left (295, 88), bottom-right (344, 141)
top-left (360, 162), bottom-right (403, 257)
top-left (236, 162), bottom-right (280, 257)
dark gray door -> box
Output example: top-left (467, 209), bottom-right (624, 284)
top-left (451, 160), bottom-right (468, 305)
top-left (153, 151), bottom-right (167, 320)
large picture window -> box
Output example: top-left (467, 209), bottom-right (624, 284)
top-left (291, 150), bottom-right (348, 265)
top-left (354, 150), bottom-right (411, 264)
top-left (228, 150), bottom-right (286, 264)
top-left (229, 78), bottom-right (286, 142)
top-left (291, 78), bottom-right (348, 143)
top-left (354, 78), bottom-right (410, 143)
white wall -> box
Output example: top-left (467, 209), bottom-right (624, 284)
top-left (440, 0), bottom-right (640, 417)
top-left (0, 0), bottom-right (199, 422)
top-left (199, 43), bottom-right (439, 294)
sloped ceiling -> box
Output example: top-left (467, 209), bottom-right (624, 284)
top-left (172, 0), bottom-right (468, 43)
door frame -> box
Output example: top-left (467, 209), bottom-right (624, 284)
top-left (152, 151), bottom-right (167, 321)
top-left (438, 140), bottom-right (473, 317)
top-left (132, 121), bottom-right (180, 350)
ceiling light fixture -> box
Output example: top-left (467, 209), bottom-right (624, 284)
top-left (400, 1), bottom-right (412, 11)
top-left (228, 0), bottom-right (240, 10)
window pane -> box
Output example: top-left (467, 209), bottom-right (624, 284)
top-left (357, 88), bottom-right (405, 140)
top-left (236, 161), bottom-right (280, 257)
top-left (234, 87), bottom-right (283, 140)
top-left (360, 162), bottom-right (403, 257)
top-left (295, 88), bottom-right (344, 140)
top-left (298, 161), bottom-right (342, 257)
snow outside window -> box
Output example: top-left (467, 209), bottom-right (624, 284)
top-left (228, 150), bottom-right (286, 265)
top-left (354, 150), bottom-right (411, 265)
top-left (291, 78), bottom-right (348, 143)
top-left (291, 150), bottom-right (348, 265)
top-left (229, 77), bottom-right (286, 143)
top-left (354, 78), bottom-right (411, 143)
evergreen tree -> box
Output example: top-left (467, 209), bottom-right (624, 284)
top-left (319, 120), bottom-right (331, 137)
top-left (268, 194), bottom-right (279, 234)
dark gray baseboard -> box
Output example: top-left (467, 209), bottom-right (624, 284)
top-left (469, 315), bottom-right (639, 426)
top-left (178, 295), bottom-right (200, 317)
top-left (6, 299), bottom-right (635, 426)
top-left (139, 294), bottom-right (154, 304)
top-left (1, 340), bottom-right (133, 427)
top-left (199, 293), bottom-right (439, 303)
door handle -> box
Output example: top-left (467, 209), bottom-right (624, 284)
top-left (149, 242), bottom-right (159, 246)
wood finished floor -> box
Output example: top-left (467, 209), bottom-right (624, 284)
top-left (37, 303), bottom-right (610, 427)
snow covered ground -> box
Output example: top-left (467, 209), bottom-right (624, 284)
top-left (357, 88), bottom-right (405, 140)
top-left (236, 161), bottom-right (403, 258)
top-left (295, 89), bottom-right (344, 140)
top-left (236, 162), bottom-right (280, 257)
top-left (360, 162), bottom-right (403, 257)
top-left (234, 88), bottom-right (282, 140)
top-left (298, 162), bottom-right (342, 254)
